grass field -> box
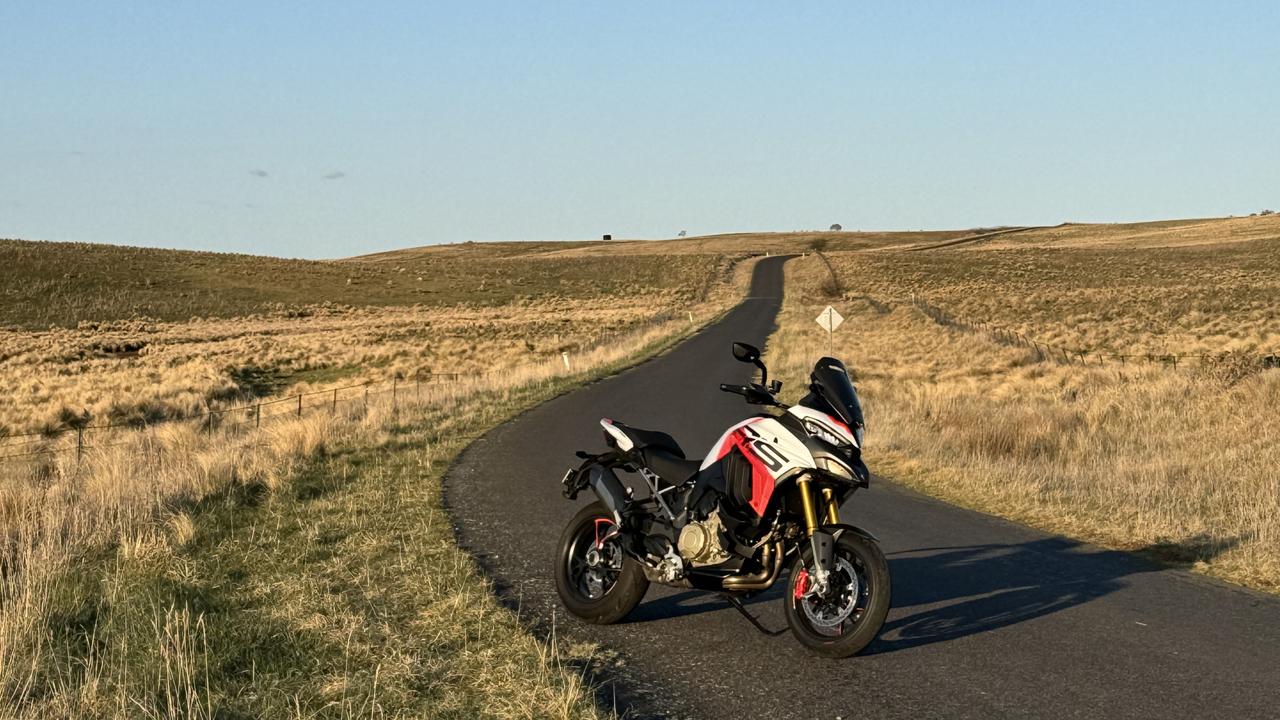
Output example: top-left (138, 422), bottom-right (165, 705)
top-left (828, 218), bottom-right (1280, 356)
top-left (0, 236), bottom-right (754, 717)
top-left (0, 247), bottom-right (731, 439)
top-left (0, 238), bottom-right (725, 328)
top-left (766, 216), bottom-right (1280, 592)
top-left (4, 213), bottom-right (1278, 715)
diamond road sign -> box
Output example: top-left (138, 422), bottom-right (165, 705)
top-left (815, 305), bottom-right (844, 332)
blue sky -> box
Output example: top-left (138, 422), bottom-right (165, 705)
top-left (2, 2), bottom-right (1277, 258)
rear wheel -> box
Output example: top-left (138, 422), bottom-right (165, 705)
top-left (783, 531), bottom-right (891, 657)
top-left (554, 502), bottom-right (649, 624)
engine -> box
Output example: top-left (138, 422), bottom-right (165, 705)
top-left (677, 512), bottom-right (731, 566)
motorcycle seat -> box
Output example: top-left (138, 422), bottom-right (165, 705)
top-left (642, 447), bottom-right (702, 487)
top-left (608, 420), bottom-right (685, 457)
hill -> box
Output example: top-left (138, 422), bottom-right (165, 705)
top-left (0, 238), bottom-right (716, 328)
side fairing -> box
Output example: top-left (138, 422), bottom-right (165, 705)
top-left (701, 417), bottom-right (815, 516)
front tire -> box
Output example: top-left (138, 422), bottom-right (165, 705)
top-left (554, 502), bottom-right (649, 624)
top-left (783, 531), bottom-right (891, 657)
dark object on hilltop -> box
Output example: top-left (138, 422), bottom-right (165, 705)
top-left (830, 224), bottom-right (843, 231)
top-left (678, 230), bottom-right (687, 237)
top-left (603, 234), bottom-right (612, 241)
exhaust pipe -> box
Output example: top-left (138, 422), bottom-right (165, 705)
top-left (587, 465), bottom-right (630, 523)
top-left (721, 540), bottom-right (784, 591)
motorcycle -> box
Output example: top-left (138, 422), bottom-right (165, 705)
top-left (556, 341), bottom-right (891, 657)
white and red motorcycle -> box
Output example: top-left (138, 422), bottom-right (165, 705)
top-left (557, 342), bottom-right (890, 657)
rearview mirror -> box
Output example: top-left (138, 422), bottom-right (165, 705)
top-left (732, 342), bottom-right (760, 364)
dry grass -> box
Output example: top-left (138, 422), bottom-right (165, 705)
top-left (0, 248), bottom-right (754, 717)
top-left (817, 224), bottom-right (1280, 357)
top-left (981, 214), bottom-right (1280, 250)
top-left (0, 253), bottom-right (734, 439)
top-left (0, 238), bottom-right (725, 328)
top-left (769, 246), bottom-right (1280, 592)
top-left (541, 229), bottom-right (971, 257)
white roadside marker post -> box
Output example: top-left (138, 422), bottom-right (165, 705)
top-left (561, 351), bottom-right (571, 371)
top-left (815, 305), bottom-right (844, 356)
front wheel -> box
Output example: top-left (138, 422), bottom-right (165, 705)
top-left (783, 531), bottom-right (891, 657)
top-left (554, 502), bottom-right (649, 624)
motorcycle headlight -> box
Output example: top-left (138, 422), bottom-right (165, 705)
top-left (804, 421), bottom-right (846, 448)
top-left (816, 456), bottom-right (855, 481)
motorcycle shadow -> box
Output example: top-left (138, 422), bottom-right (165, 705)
top-left (623, 584), bottom-right (785, 624)
top-left (866, 536), bottom-right (1158, 654)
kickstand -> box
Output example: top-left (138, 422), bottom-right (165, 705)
top-left (721, 594), bottom-right (788, 637)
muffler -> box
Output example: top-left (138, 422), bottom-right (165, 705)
top-left (587, 465), bottom-right (630, 523)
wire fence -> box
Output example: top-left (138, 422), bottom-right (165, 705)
top-left (0, 373), bottom-right (475, 464)
top-left (905, 293), bottom-right (1280, 371)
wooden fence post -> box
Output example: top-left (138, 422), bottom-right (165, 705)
top-left (392, 378), bottom-right (398, 412)
top-left (255, 402), bottom-right (261, 428)
top-left (76, 426), bottom-right (84, 465)
top-left (296, 394), bottom-right (303, 417)
top-left (332, 388), bottom-right (338, 414)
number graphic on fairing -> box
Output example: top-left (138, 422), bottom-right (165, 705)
top-left (742, 424), bottom-right (787, 472)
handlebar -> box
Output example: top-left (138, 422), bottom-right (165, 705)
top-left (720, 382), bottom-right (787, 408)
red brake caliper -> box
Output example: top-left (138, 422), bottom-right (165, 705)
top-left (793, 568), bottom-right (810, 600)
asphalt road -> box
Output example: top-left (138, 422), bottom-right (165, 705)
top-left (444, 256), bottom-right (1280, 719)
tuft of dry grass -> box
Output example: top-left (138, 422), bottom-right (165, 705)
top-left (769, 251), bottom-right (1280, 592)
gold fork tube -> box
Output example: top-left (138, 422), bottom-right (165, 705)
top-left (797, 478), bottom-right (821, 537)
top-left (821, 487), bottom-right (841, 525)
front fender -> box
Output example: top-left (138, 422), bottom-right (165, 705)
top-left (828, 522), bottom-right (880, 544)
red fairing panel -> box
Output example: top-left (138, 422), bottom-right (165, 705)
top-left (701, 417), bottom-right (816, 517)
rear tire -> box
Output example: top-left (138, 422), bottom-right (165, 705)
top-left (783, 531), bottom-right (891, 657)
top-left (554, 502), bottom-right (649, 624)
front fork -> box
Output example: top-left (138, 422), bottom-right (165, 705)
top-left (797, 478), bottom-right (840, 594)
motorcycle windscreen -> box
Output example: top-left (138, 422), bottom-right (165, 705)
top-left (811, 357), bottom-right (865, 428)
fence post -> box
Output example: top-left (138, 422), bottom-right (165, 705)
top-left (297, 394), bottom-right (302, 417)
top-left (76, 426), bottom-right (84, 465)
top-left (392, 377), bottom-right (398, 412)
top-left (255, 402), bottom-right (261, 428)
top-left (332, 388), bottom-right (338, 414)
top-left (364, 383), bottom-right (369, 411)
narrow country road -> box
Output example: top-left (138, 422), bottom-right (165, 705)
top-left (444, 256), bottom-right (1280, 719)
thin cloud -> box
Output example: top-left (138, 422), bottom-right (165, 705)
top-left (249, 169), bottom-right (269, 178)
top-left (323, 171), bottom-right (346, 180)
